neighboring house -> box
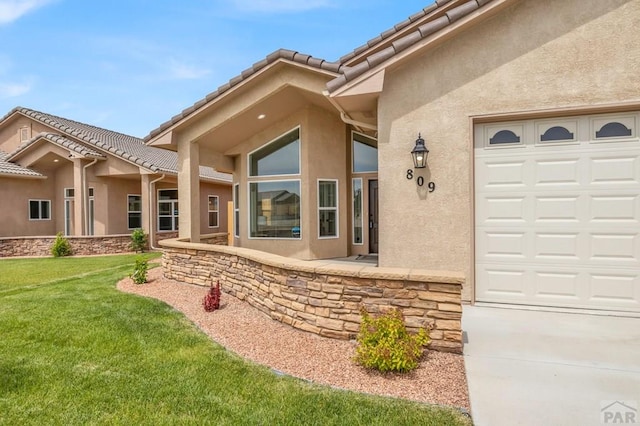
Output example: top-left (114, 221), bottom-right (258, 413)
top-left (0, 107), bottom-right (232, 249)
top-left (146, 0), bottom-right (639, 314)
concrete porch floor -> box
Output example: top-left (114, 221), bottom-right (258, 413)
top-left (463, 305), bottom-right (640, 426)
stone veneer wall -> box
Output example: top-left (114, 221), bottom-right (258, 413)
top-left (0, 235), bottom-right (139, 257)
top-left (160, 239), bottom-right (464, 353)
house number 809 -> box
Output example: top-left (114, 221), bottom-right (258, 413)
top-left (406, 170), bottom-right (435, 192)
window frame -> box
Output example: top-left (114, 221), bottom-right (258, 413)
top-left (351, 131), bottom-right (378, 174)
top-left (247, 126), bottom-right (301, 178)
top-left (28, 199), bottom-right (51, 221)
top-left (208, 195), bottom-right (219, 228)
top-left (317, 179), bottom-right (338, 239)
top-left (247, 179), bottom-right (302, 240)
top-left (233, 183), bottom-right (240, 238)
top-left (352, 178), bottom-right (364, 245)
top-left (127, 194), bottom-right (142, 230)
top-left (157, 188), bottom-right (179, 232)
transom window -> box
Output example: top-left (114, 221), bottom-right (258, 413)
top-left (249, 180), bottom-right (301, 239)
top-left (318, 180), bottom-right (338, 238)
top-left (249, 128), bottom-right (300, 176)
top-left (352, 132), bottom-right (378, 173)
top-left (29, 200), bottom-right (50, 220)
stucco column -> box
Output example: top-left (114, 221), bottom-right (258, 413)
top-left (72, 158), bottom-right (85, 236)
top-left (178, 140), bottom-right (200, 242)
top-left (140, 173), bottom-right (151, 235)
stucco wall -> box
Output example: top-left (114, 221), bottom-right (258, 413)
top-left (231, 105), bottom-right (349, 260)
top-left (0, 176), bottom-right (57, 237)
top-left (377, 0), bottom-right (640, 301)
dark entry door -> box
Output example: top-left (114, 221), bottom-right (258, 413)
top-left (369, 180), bottom-right (379, 253)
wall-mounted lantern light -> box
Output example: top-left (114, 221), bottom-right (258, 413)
top-left (411, 133), bottom-right (429, 168)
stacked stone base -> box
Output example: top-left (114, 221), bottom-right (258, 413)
top-left (160, 240), bottom-right (464, 353)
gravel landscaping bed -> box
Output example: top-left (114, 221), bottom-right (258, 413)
top-left (117, 266), bottom-right (470, 410)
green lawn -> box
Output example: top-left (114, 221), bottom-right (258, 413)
top-left (0, 254), bottom-right (471, 425)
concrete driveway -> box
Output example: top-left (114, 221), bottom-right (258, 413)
top-left (463, 306), bottom-right (640, 426)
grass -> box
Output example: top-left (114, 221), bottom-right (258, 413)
top-left (0, 254), bottom-right (471, 425)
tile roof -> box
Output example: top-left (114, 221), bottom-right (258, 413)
top-left (0, 150), bottom-right (43, 178)
top-left (144, 49), bottom-right (343, 142)
top-left (1, 107), bottom-right (231, 183)
top-left (327, 0), bottom-right (495, 93)
top-left (144, 1), bottom-right (497, 141)
top-left (8, 133), bottom-right (105, 160)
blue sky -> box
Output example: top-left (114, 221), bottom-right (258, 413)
top-left (0, 0), bottom-right (433, 138)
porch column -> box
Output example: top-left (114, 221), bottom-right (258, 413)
top-left (178, 140), bottom-right (200, 243)
top-left (140, 173), bottom-right (151, 236)
top-left (72, 158), bottom-right (85, 236)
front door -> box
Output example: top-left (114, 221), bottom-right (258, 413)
top-left (369, 180), bottom-right (379, 253)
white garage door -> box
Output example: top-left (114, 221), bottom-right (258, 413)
top-left (475, 112), bottom-right (640, 312)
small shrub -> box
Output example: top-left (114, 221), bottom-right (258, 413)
top-left (130, 229), bottom-right (147, 253)
top-left (51, 232), bottom-right (72, 257)
top-left (354, 307), bottom-right (430, 373)
top-left (203, 281), bottom-right (221, 312)
top-left (130, 257), bottom-right (148, 284)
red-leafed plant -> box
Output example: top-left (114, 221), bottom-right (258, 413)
top-left (203, 281), bottom-right (221, 312)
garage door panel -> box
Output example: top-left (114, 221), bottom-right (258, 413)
top-left (534, 158), bottom-right (581, 186)
top-left (590, 195), bottom-right (639, 223)
top-left (475, 113), bottom-right (640, 313)
top-left (590, 155), bottom-right (639, 185)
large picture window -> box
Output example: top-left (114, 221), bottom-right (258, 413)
top-left (352, 132), bottom-right (378, 173)
top-left (128, 195), bottom-right (142, 229)
top-left (29, 200), bottom-right (50, 220)
top-left (208, 196), bottom-right (219, 228)
top-left (249, 128), bottom-right (300, 176)
top-left (318, 180), bottom-right (338, 238)
top-left (158, 189), bottom-right (178, 231)
top-left (249, 180), bottom-right (301, 239)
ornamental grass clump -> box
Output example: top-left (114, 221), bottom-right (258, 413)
top-left (203, 281), bottom-right (221, 312)
top-left (355, 307), bottom-right (430, 373)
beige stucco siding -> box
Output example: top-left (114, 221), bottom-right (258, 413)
top-left (377, 0), bottom-right (640, 301)
top-left (199, 181), bottom-right (232, 234)
top-left (0, 176), bottom-right (56, 237)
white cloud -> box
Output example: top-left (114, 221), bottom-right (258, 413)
top-left (167, 59), bottom-right (210, 80)
top-left (0, 0), bottom-right (55, 25)
top-left (226, 0), bottom-right (334, 13)
top-left (0, 81), bottom-right (31, 98)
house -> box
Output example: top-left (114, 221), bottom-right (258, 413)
top-left (145, 0), bottom-right (639, 339)
top-left (0, 107), bottom-right (232, 255)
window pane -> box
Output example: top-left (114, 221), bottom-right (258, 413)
top-left (250, 181), bottom-right (300, 238)
top-left (234, 210), bottom-right (239, 237)
top-left (29, 200), bottom-right (39, 219)
top-left (250, 129), bottom-right (300, 176)
top-left (41, 201), bottom-right (50, 220)
top-left (209, 212), bottom-right (219, 227)
top-left (159, 189), bottom-right (178, 200)
top-left (128, 195), bottom-right (142, 212)
top-left (319, 210), bottom-right (337, 237)
top-left (128, 213), bottom-right (141, 229)
top-left (159, 217), bottom-right (173, 231)
top-left (158, 202), bottom-right (172, 215)
top-left (208, 196), bottom-right (218, 211)
top-left (353, 179), bottom-right (363, 244)
top-left (319, 181), bottom-right (336, 208)
top-left (353, 134), bottom-right (378, 173)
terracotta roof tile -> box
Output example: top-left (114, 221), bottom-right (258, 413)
top-left (144, 49), bottom-right (342, 142)
top-left (0, 150), bottom-right (43, 178)
top-left (328, 0), bottom-right (494, 93)
top-left (0, 107), bottom-right (231, 183)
